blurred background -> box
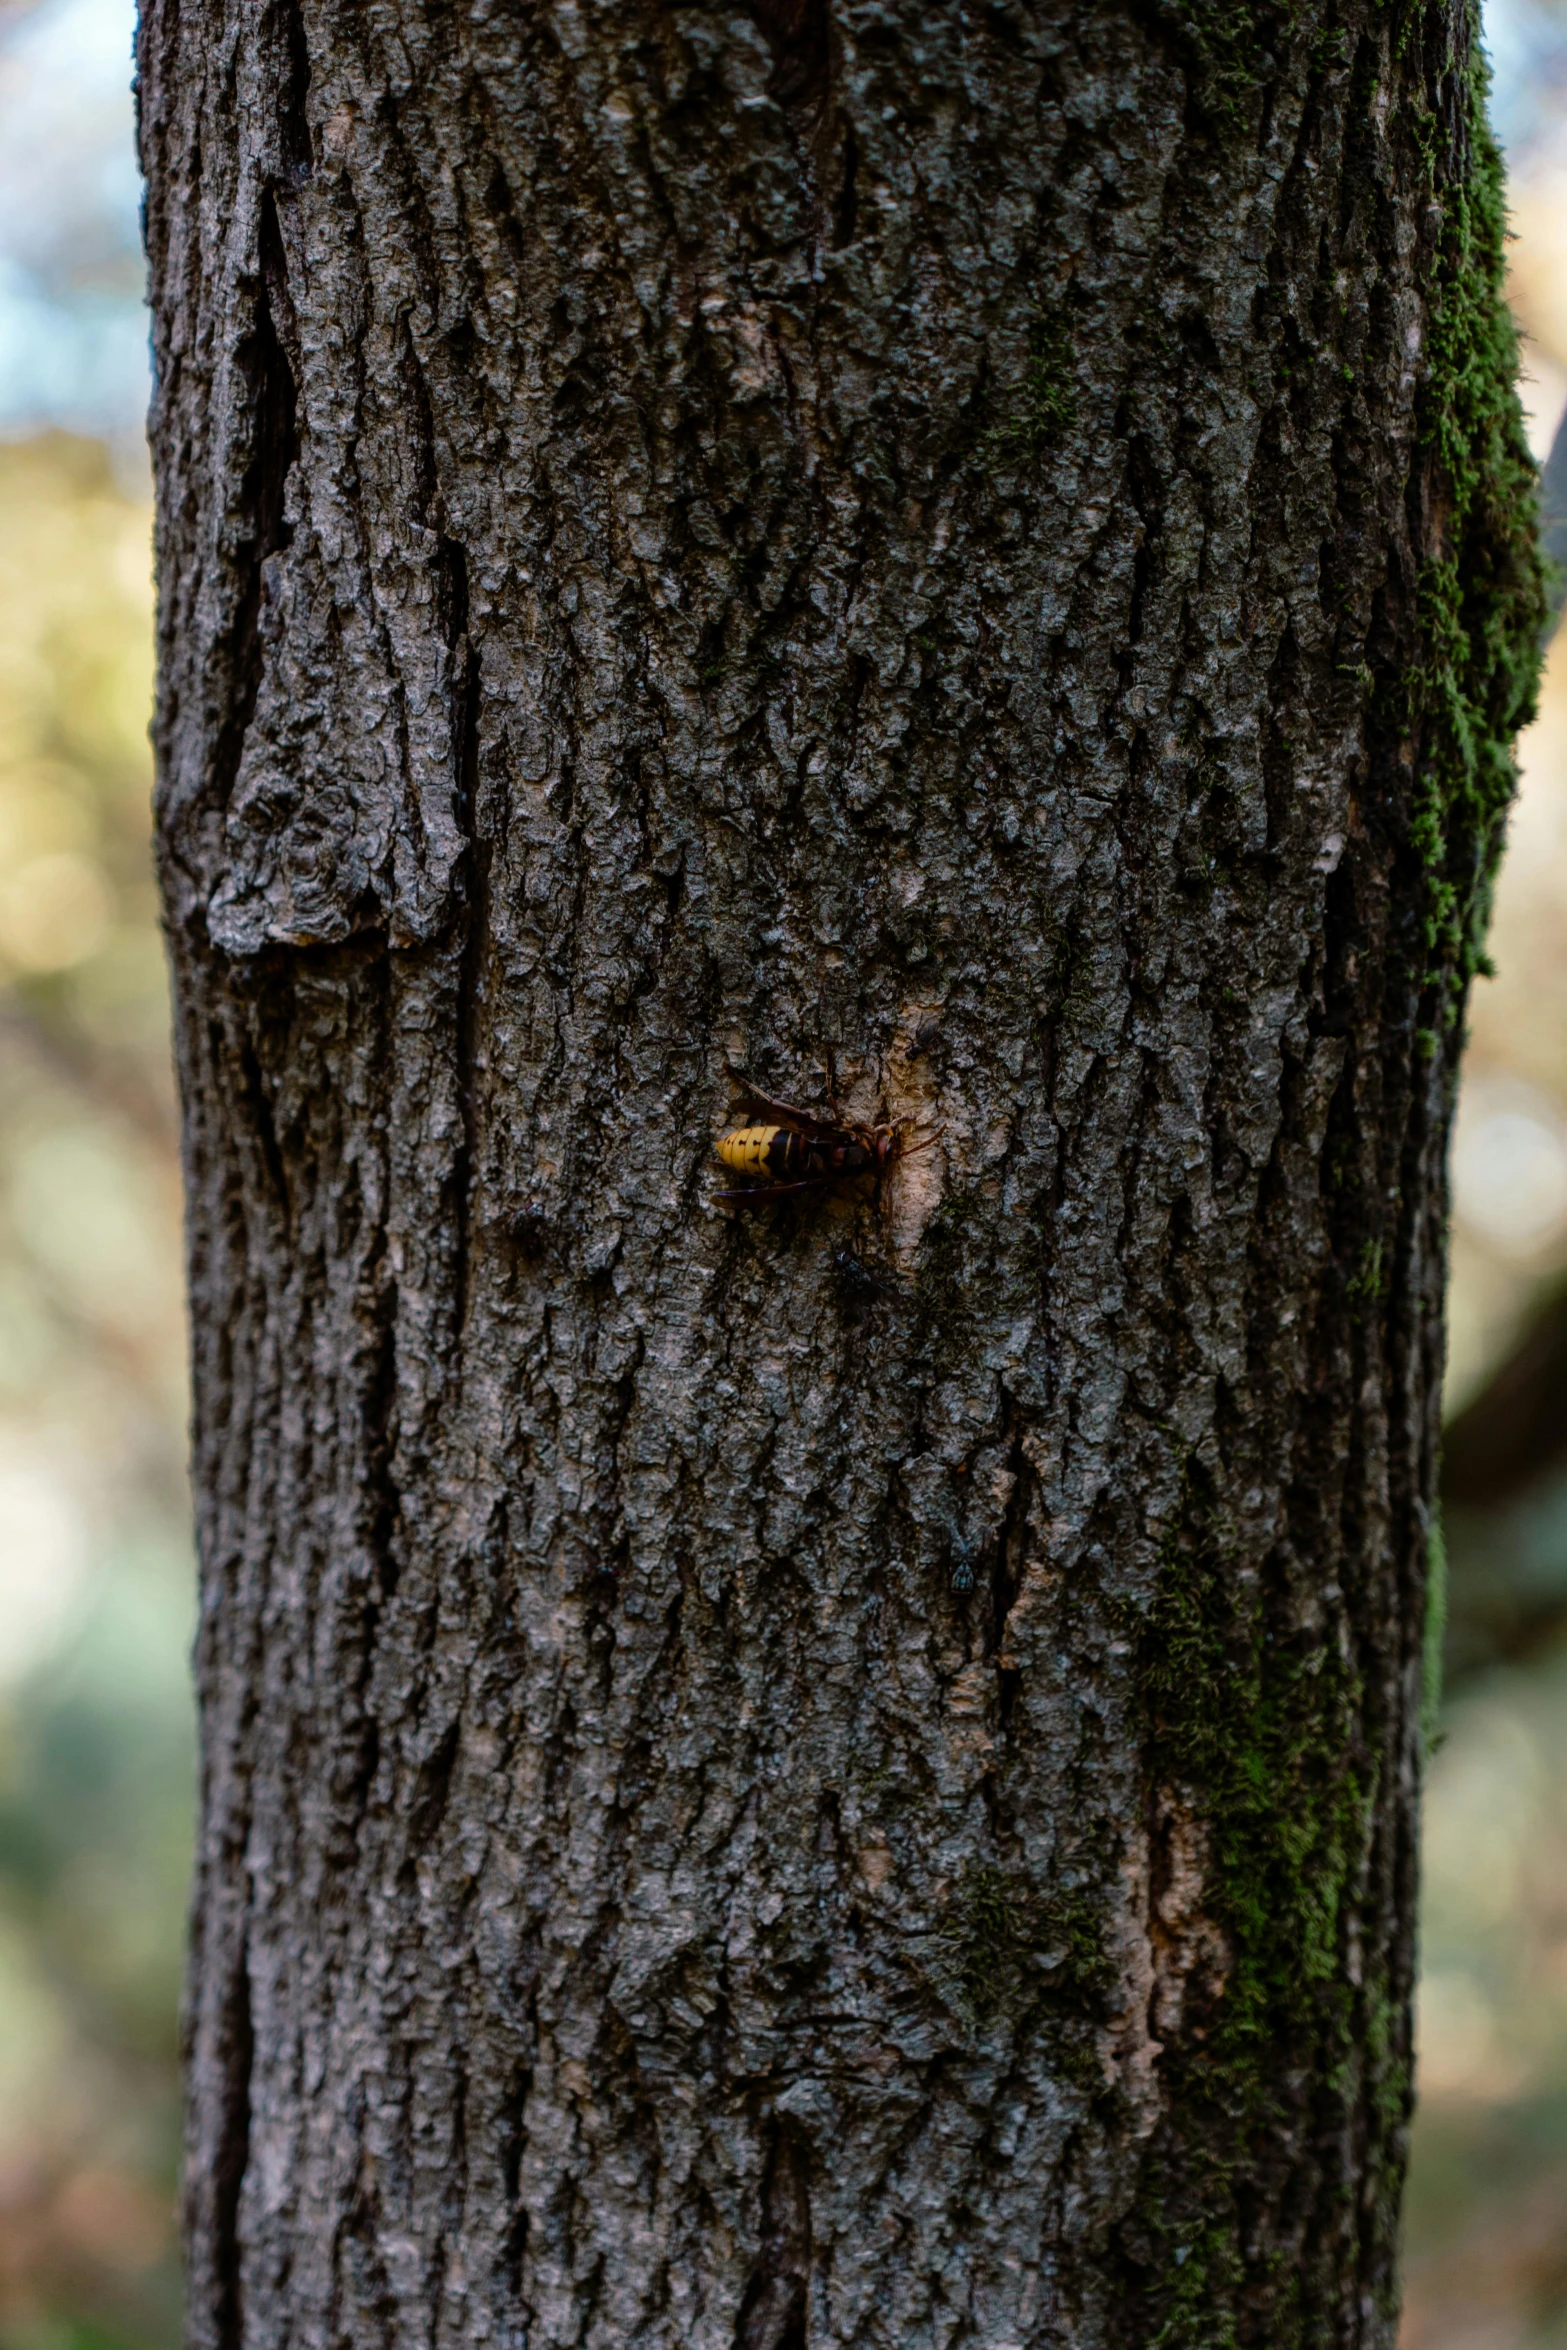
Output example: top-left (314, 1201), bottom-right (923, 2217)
top-left (0, 2), bottom-right (190, 2343)
top-left (0, 0), bottom-right (1564, 2343)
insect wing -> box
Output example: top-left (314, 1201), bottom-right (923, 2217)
top-left (715, 1176), bottom-right (837, 1205)
top-left (724, 1069), bottom-right (843, 1142)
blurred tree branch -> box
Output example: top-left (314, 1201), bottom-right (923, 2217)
top-left (1443, 1281), bottom-right (1567, 1682)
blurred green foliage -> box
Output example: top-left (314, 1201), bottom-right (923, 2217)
top-left (0, 434), bottom-right (188, 2350)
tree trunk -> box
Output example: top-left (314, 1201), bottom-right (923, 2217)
top-left (137, 0), bottom-right (1541, 2341)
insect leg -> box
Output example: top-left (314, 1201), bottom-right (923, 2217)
top-left (714, 1178), bottom-right (835, 1203)
top-left (724, 1069), bottom-right (840, 1139)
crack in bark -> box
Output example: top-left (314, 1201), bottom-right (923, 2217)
top-left (208, 189), bottom-right (299, 832)
top-left (207, 1946), bottom-right (254, 2350)
top-left (735, 2124), bottom-right (812, 2350)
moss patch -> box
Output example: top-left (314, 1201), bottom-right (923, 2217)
top-left (982, 315), bottom-right (1077, 467)
top-left (1404, 23), bottom-right (1545, 1012)
top-left (1110, 1458), bottom-right (1388, 2343)
top-left (930, 1861), bottom-right (1108, 2037)
top-left (1153, 0), bottom-right (1287, 136)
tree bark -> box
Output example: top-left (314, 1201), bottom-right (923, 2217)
top-left (137, 0), bottom-right (1541, 2343)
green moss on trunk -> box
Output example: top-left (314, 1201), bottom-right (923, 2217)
top-left (1107, 18), bottom-right (1542, 2333)
top-left (1407, 19), bottom-right (1545, 1010)
top-left (1112, 1459), bottom-right (1381, 2344)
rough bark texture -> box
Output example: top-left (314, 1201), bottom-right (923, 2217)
top-left (138, 0), bottom-right (1541, 2343)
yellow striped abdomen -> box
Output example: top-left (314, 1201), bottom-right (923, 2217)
top-left (717, 1124), bottom-right (798, 1177)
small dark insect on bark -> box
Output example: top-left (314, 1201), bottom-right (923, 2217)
top-left (948, 1530), bottom-right (980, 1596)
top-left (831, 1241), bottom-right (897, 1324)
